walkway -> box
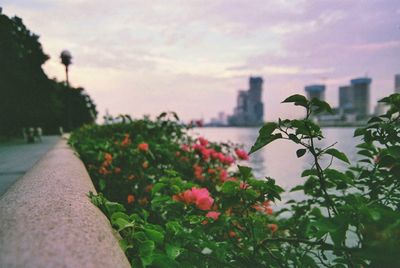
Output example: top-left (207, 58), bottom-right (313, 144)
top-left (0, 136), bottom-right (60, 196)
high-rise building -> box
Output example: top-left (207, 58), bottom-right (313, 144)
top-left (228, 77), bottom-right (264, 126)
top-left (305, 85), bottom-right (325, 100)
top-left (350, 77), bottom-right (371, 118)
top-left (339, 86), bottom-right (353, 113)
top-left (395, 74), bottom-right (400, 93)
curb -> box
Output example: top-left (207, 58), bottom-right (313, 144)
top-left (0, 138), bottom-right (130, 268)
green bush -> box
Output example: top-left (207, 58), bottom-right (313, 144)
top-left (70, 94), bottom-right (400, 267)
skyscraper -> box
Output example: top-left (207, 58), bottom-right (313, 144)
top-left (350, 77), bottom-right (371, 118)
top-left (395, 74), bottom-right (400, 93)
top-left (228, 77), bottom-right (264, 126)
top-left (339, 85), bottom-right (353, 113)
top-left (305, 85), bottom-right (325, 100)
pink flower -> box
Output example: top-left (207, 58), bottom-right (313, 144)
top-left (240, 182), bottom-right (250, 189)
top-left (175, 187), bottom-right (214, 211)
top-left (138, 143), bottom-right (149, 152)
top-left (217, 152), bottom-right (225, 162)
top-left (193, 144), bottom-right (202, 151)
top-left (198, 137), bottom-right (208, 146)
top-left (196, 196), bottom-right (214, 210)
top-left (222, 177), bottom-right (238, 183)
top-left (181, 144), bottom-right (190, 152)
top-left (183, 189), bottom-right (196, 204)
top-left (191, 187), bottom-right (210, 199)
top-left (206, 211), bottom-right (221, 221)
top-left (219, 169), bottom-right (228, 181)
top-left (200, 147), bottom-right (211, 160)
top-left (223, 156), bottom-right (235, 165)
top-left (235, 149), bottom-right (249, 160)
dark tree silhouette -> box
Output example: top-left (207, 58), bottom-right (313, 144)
top-left (0, 12), bottom-right (97, 136)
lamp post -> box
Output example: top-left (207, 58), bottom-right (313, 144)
top-left (60, 50), bottom-right (72, 131)
top-left (60, 50), bottom-right (72, 86)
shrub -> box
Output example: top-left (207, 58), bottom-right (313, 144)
top-left (70, 94), bottom-right (400, 267)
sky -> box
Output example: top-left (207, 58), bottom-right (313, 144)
top-left (2, 0), bottom-right (400, 122)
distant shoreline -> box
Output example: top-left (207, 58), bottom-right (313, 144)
top-left (202, 121), bottom-right (366, 128)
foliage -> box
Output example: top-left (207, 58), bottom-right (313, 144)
top-left (0, 12), bottom-right (97, 136)
top-left (70, 113), bottom-right (283, 267)
top-left (70, 94), bottom-right (400, 267)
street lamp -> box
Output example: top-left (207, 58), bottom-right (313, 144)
top-left (60, 50), bottom-right (72, 86)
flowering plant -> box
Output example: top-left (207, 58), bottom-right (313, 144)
top-left (70, 94), bottom-right (400, 267)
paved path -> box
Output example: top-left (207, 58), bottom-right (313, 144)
top-left (0, 136), bottom-right (60, 196)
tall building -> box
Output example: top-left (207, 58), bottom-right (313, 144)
top-left (339, 86), bottom-right (353, 113)
top-left (395, 74), bottom-right (400, 93)
top-left (350, 77), bottom-right (371, 119)
top-left (228, 77), bottom-right (264, 126)
top-left (305, 85), bottom-right (325, 100)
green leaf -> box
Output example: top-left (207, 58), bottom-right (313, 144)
top-left (325, 169), bottom-right (351, 184)
top-left (354, 128), bottom-right (365, 137)
top-left (290, 185), bottom-right (304, 192)
top-left (165, 244), bottom-right (182, 260)
top-left (301, 169), bottom-right (318, 177)
top-left (113, 217), bottom-right (133, 231)
top-left (144, 228), bottom-right (164, 244)
top-left (105, 201), bottom-right (126, 216)
top-left (249, 122), bottom-right (280, 154)
top-left (139, 240), bottom-right (155, 257)
top-left (296, 148), bottom-right (307, 158)
top-left (152, 183), bottom-right (166, 196)
top-left (111, 212), bottom-right (130, 224)
top-left (311, 98), bottom-right (333, 114)
top-left (282, 94), bottom-right (308, 107)
top-left (152, 254), bottom-right (180, 267)
top-left (220, 181), bottom-right (240, 195)
top-left (99, 179), bottom-right (106, 191)
top-left (325, 148), bottom-right (350, 164)
top-left (238, 165), bottom-right (252, 179)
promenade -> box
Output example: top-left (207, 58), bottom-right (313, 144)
top-left (0, 136), bottom-right (60, 196)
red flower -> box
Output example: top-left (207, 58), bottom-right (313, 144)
top-left (229, 231), bottom-right (237, 238)
top-left (198, 137), bottom-right (209, 146)
top-left (219, 169), bottom-right (228, 181)
top-left (240, 182), bottom-right (250, 190)
top-left (175, 187), bottom-right (214, 211)
top-left (114, 167), bottom-right (121, 174)
top-left (235, 149), bottom-right (249, 160)
top-left (268, 223), bottom-right (278, 233)
top-left (183, 189), bottom-right (196, 204)
top-left (223, 156), bottom-right (235, 165)
top-left (127, 174), bottom-right (135, 180)
top-left (196, 196), bottom-right (214, 210)
top-left (104, 153), bottom-right (113, 162)
top-left (145, 184), bottom-right (154, 192)
top-left (121, 134), bottom-right (131, 147)
top-left (139, 197), bottom-right (149, 206)
top-left (206, 211), bottom-right (221, 221)
top-left (193, 164), bottom-right (204, 181)
top-left (127, 194), bottom-right (135, 204)
top-left (138, 143), bottom-right (149, 152)
top-left (142, 161), bottom-right (149, 169)
top-left (181, 144), bottom-right (190, 152)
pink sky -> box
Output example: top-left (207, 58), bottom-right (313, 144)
top-left (2, 0), bottom-right (400, 122)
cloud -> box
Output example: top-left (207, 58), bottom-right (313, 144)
top-left (1, 0), bottom-right (399, 121)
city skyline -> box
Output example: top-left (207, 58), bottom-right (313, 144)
top-left (1, 1), bottom-right (399, 121)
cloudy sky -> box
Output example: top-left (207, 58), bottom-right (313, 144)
top-left (2, 0), bottom-right (400, 122)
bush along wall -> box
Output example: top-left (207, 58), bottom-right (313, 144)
top-left (69, 94), bottom-right (400, 267)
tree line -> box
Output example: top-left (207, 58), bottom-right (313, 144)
top-left (0, 12), bottom-right (97, 137)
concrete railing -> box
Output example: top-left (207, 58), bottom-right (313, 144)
top-left (0, 138), bottom-right (130, 268)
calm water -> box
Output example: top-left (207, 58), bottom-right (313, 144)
top-left (190, 127), bottom-right (361, 205)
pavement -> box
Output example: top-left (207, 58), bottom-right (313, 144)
top-left (0, 136), bottom-right (60, 197)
